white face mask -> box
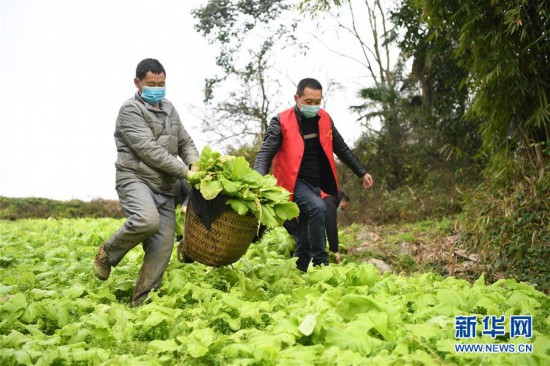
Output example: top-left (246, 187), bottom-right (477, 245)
top-left (139, 81), bottom-right (166, 105)
top-left (297, 99), bottom-right (320, 118)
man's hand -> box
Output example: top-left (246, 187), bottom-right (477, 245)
top-left (334, 252), bottom-right (342, 264)
top-left (185, 164), bottom-right (200, 181)
top-left (185, 169), bottom-right (197, 181)
top-left (362, 173), bottom-right (374, 189)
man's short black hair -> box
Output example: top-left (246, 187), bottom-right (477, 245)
top-left (296, 78), bottom-right (323, 96)
top-left (339, 191), bottom-right (350, 201)
top-left (136, 58), bottom-right (166, 80)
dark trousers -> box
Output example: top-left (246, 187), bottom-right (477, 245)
top-left (293, 179), bottom-right (329, 271)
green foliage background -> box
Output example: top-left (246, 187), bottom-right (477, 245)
top-left (407, 0), bottom-right (550, 292)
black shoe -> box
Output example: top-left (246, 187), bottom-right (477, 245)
top-left (296, 257), bottom-right (310, 272)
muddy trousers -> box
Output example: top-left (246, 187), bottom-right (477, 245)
top-left (103, 181), bottom-right (175, 305)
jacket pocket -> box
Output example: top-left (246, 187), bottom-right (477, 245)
top-left (135, 161), bottom-right (175, 193)
top-left (135, 161), bottom-right (162, 188)
top-left (116, 152), bottom-right (139, 171)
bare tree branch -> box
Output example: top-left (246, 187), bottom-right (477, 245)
top-left (375, 0), bottom-right (392, 87)
top-left (307, 30), bottom-right (371, 69)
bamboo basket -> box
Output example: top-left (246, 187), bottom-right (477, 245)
top-left (177, 201), bottom-right (258, 267)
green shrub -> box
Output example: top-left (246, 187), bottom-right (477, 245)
top-left (459, 150), bottom-right (550, 293)
top-left (0, 196), bottom-right (124, 220)
top-left (338, 169), bottom-right (475, 225)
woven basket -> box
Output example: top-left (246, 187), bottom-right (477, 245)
top-left (177, 202), bottom-right (259, 267)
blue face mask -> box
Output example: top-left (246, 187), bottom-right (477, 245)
top-left (140, 84), bottom-right (166, 105)
top-left (299, 103), bottom-right (320, 118)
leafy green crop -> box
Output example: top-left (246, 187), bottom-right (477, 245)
top-left (1, 219), bottom-right (549, 365)
top-left (187, 146), bottom-right (299, 228)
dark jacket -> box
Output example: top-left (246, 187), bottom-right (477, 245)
top-left (254, 107), bottom-right (367, 182)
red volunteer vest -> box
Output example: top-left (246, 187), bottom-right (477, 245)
top-left (273, 107), bottom-right (339, 199)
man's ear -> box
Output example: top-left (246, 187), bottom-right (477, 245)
top-left (134, 78), bottom-right (141, 90)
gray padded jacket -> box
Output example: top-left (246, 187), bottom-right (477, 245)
top-left (114, 92), bottom-right (200, 195)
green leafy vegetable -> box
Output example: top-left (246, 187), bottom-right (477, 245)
top-left (298, 314), bottom-right (317, 336)
top-left (188, 146), bottom-right (299, 228)
top-left (199, 179), bottom-right (223, 200)
top-left (0, 218), bottom-right (548, 365)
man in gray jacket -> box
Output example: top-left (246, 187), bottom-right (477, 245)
top-left (93, 58), bottom-right (200, 306)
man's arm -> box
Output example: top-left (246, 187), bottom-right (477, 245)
top-left (117, 103), bottom-right (188, 179)
top-left (332, 122), bottom-right (374, 188)
top-left (254, 116), bottom-right (283, 175)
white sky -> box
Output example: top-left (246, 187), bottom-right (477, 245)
top-left (0, 0), bottom-right (392, 200)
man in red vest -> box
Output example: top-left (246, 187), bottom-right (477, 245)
top-left (254, 78), bottom-right (373, 272)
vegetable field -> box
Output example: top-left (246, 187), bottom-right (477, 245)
top-left (1, 218), bottom-right (549, 365)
